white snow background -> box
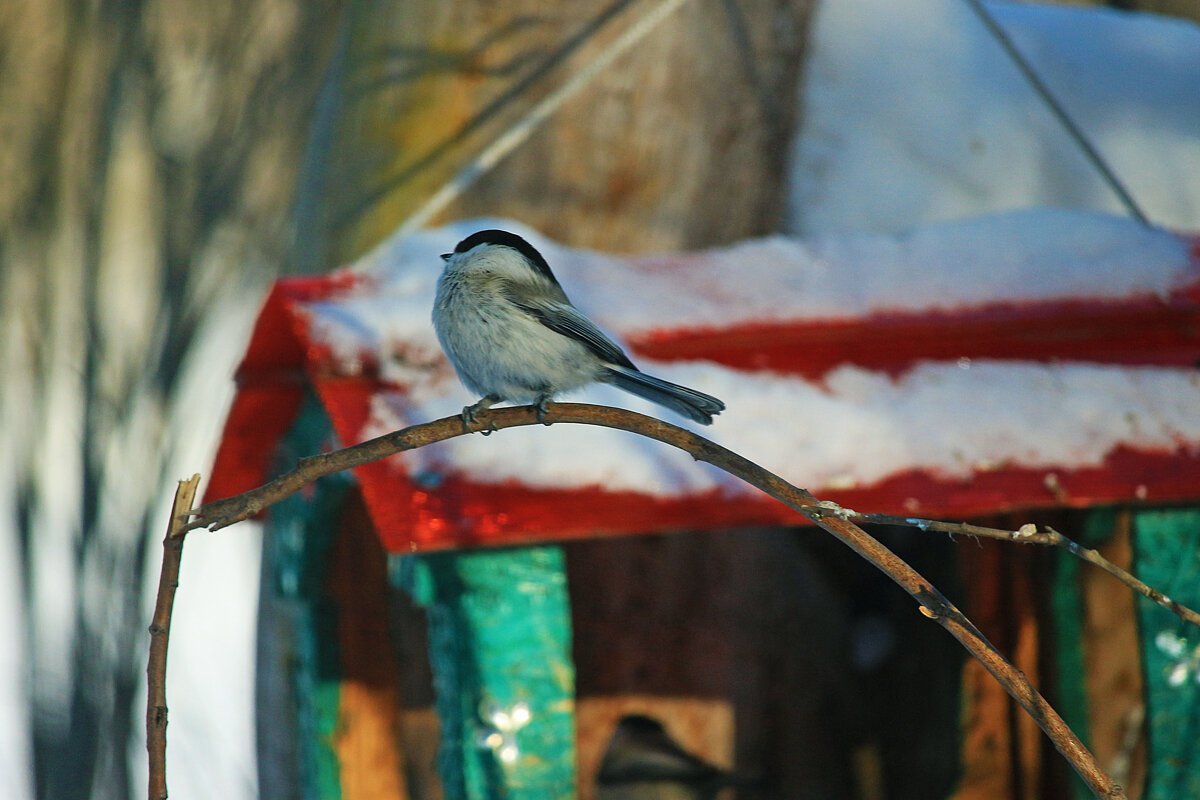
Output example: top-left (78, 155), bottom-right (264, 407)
top-left (789, 0), bottom-right (1200, 235)
top-left (3, 1), bottom-right (1198, 798)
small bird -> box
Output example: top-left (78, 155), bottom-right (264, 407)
top-left (596, 714), bottom-right (755, 800)
top-left (433, 230), bottom-right (725, 426)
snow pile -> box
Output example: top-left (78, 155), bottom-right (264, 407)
top-left (353, 359), bottom-right (1200, 498)
top-left (317, 208), bottom-right (1193, 354)
top-left (305, 212), bottom-right (1200, 496)
top-left (789, 0), bottom-right (1200, 235)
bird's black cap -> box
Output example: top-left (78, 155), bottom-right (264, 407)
top-left (451, 229), bottom-right (560, 286)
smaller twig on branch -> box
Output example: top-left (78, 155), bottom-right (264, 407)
top-left (147, 474), bottom-right (201, 800)
top-left (816, 506), bottom-right (1200, 629)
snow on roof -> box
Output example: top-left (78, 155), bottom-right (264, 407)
top-left (296, 210), bottom-right (1200, 502)
top-left (349, 358), bottom-right (1200, 501)
top-left (325, 209), bottom-right (1193, 345)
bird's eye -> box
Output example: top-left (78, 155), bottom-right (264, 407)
top-left (440, 253), bottom-right (451, 261)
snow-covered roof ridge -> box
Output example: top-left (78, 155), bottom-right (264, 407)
top-left (607, 208), bottom-right (1195, 333)
top-left (308, 209), bottom-right (1196, 371)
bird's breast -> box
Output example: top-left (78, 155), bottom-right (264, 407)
top-left (433, 273), bottom-right (599, 401)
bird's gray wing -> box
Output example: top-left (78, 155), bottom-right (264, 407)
top-left (508, 292), bottom-right (637, 370)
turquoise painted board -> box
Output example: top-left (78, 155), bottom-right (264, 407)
top-left (397, 546), bottom-right (578, 800)
top-left (1133, 508), bottom-right (1200, 800)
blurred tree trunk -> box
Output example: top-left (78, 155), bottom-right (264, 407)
top-left (0, 1), bottom-right (345, 798)
top-left (324, 0), bottom-right (816, 258)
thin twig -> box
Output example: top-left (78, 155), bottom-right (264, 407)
top-left (825, 508), bottom-right (1200, 629)
top-left (184, 402), bottom-right (1125, 798)
top-left (147, 474), bottom-right (201, 800)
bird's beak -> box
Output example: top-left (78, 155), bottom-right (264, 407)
top-left (440, 253), bottom-right (451, 261)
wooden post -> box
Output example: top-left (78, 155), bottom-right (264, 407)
top-left (1052, 510), bottom-right (1146, 800)
top-left (257, 394), bottom-right (413, 800)
top-left (257, 396), bottom-right (353, 799)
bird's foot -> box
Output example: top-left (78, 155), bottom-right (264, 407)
top-left (534, 395), bottom-right (554, 425)
top-left (461, 395), bottom-right (500, 433)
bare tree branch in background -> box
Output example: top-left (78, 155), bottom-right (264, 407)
top-left (825, 508), bottom-right (1200, 628)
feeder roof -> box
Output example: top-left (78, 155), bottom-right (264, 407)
top-left (207, 210), bottom-right (1200, 552)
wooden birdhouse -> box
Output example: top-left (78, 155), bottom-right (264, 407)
top-left (204, 211), bottom-right (1200, 800)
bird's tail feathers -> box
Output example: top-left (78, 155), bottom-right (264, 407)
top-left (602, 366), bottom-right (725, 425)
